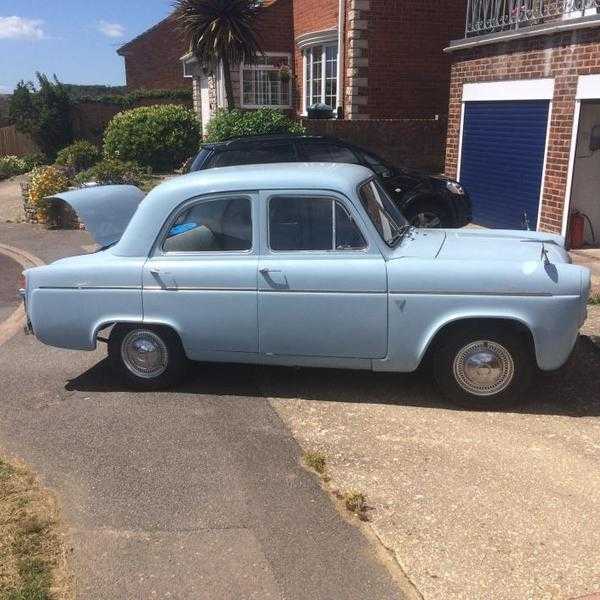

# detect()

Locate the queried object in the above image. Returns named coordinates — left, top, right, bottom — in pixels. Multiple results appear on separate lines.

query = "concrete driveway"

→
left=0, top=223, right=405, bottom=599
left=272, top=336, right=600, bottom=600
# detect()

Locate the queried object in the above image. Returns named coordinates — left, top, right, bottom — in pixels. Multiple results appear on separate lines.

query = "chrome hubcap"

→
left=411, top=212, right=442, bottom=228
left=121, top=330, right=168, bottom=379
left=453, top=340, right=515, bottom=396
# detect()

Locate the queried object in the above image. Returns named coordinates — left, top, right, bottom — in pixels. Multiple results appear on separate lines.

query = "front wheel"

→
left=432, top=326, right=534, bottom=410
left=108, top=324, right=189, bottom=390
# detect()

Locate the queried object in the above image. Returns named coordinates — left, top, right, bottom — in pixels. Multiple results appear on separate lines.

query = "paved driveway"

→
left=0, top=224, right=405, bottom=599
left=0, top=252, right=20, bottom=323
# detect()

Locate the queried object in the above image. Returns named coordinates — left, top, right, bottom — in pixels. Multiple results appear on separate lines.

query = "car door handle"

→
left=150, top=267, right=172, bottom=276
left=259, top=268, right=282, bottom=274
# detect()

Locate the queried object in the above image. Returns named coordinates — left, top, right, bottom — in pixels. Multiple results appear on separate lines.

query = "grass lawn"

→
left=0, top=457, right=72, bottom=600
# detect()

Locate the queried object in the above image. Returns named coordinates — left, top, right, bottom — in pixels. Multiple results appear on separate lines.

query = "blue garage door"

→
left=460, top=100, right=550, bottom=229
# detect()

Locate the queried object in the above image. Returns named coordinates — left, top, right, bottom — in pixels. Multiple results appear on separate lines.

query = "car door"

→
left=258, top=190, right=388, bottom=359
left=142, top=193, right=259, bottom=358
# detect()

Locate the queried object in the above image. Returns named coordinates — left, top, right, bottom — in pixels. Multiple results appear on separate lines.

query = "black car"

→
left=188, top=135, right=472, bottom=228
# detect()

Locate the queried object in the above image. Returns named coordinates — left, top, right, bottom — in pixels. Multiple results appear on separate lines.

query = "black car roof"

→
left=201, top=134, right=340, bottom=150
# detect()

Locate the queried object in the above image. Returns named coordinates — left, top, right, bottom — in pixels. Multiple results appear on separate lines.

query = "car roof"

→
left=202, top=134, right=337, bottom=150
left=113, top=162, right=374, bottom=257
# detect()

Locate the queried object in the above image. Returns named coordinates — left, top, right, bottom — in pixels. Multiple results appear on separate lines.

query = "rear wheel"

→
left=108, top=324, right=189, bottom=390
left=404, top=198, right=450, bottom=228
left=432, top=325, right=534, bottom=409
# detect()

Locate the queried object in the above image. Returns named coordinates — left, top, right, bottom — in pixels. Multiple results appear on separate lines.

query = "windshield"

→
left=358, top=179, right=408, bottom=246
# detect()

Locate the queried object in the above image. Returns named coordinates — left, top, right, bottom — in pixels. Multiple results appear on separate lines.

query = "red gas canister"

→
left=569, top=211, right=586, bottom=249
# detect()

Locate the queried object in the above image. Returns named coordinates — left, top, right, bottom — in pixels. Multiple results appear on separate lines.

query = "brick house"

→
left=117, top=16, right=192, bottom=90
left=445, top=0, right=600, bottom=244
left=179, top=0, right=465, bottom=136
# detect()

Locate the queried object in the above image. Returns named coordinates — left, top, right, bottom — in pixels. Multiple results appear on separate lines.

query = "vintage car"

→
left=21, top=164, right=590, bottom=409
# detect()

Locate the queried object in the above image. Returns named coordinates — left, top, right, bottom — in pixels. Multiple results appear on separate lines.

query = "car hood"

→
left=438, top=228, right=569, bottom=263
left=45, top=185, right=145, bottom=247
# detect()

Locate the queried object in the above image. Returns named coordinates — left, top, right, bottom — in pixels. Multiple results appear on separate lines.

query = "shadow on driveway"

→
left=66, top=336, right=600, bottom=418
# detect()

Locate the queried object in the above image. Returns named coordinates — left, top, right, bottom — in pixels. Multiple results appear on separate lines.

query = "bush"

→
left=55, top=140, right=101, bottom=173
left=28, top=165, right=71, bottom=222
left=9, top=74, right=73, bottom=160
left=103, top=104, right=200, bottom=172
left=0, top=153, right=47, bottom=180
left=0, top=155, right=28, bottom=180
left=205, top=108, right=305, bottom=143
left=74, top=158, right=147, bottom=187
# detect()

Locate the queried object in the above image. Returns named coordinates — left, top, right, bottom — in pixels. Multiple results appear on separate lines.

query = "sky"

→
left=0, top=0, right=174, bottom=93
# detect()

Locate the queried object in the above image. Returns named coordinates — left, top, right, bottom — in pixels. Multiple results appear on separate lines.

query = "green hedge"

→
left=103, top=104, right=201, bottom=172
left=77, top=88, right=193, bottom=108
left=205, top=108, right=305, bottom=143
left=55, top=140, right=101, bottom=173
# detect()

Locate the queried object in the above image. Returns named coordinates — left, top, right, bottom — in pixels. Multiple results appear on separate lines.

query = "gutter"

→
left=445, top=14, right=600, bottom=52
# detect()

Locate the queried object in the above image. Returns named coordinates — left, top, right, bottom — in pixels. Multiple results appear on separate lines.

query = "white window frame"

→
left=302, top=43, right=339, bottom=115
left=239, top=52, right=292, bottom=109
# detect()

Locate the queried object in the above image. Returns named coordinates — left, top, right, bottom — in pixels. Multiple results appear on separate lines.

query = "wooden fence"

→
left=0, top=125, right=38, bottom=156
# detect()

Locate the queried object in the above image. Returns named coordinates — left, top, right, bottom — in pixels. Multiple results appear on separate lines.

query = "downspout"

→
left=337, top=0, right=346, bottom=118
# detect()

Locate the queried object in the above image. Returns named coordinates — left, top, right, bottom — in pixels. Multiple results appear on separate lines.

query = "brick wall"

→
left=118, top=17, right=192, bottom=91
left=445, top=27, right=600, bottom=233
left=366, top=0, right=464, bottom=119
left=303, top=117, right=447, bottom=171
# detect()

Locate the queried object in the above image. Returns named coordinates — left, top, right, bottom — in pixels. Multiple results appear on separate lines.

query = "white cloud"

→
left=0, top=16, right=45, bottom=40
left=98, top=20, right=125, bottom=38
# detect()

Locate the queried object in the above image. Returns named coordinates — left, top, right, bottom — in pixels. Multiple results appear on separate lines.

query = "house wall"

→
left=366, top=0, right=464, bottom=119
left=119, top=17, right=192, bottom=91
left=445, top=27, right=600, bottom=233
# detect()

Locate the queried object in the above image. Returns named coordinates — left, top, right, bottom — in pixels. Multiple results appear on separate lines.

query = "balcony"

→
left=465, top=0, right=600, bottom=37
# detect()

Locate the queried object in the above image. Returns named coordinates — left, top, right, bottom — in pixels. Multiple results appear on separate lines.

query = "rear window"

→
left=299, top=142, right=361, bottom=164
left=207, top=143, right=297, bottom=168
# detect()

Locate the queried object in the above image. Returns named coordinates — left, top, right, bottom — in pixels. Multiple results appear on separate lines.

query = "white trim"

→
left=562, top=74, right=600, bottom=236
left=462, top=79, right=554, bottom=102
left=576, top=74, right=600, bottom=99
left=337, top=0, right=345, bottom=112
left=301, top=42, right=339, bottom=116
left=239, top=52, right=292, bottom=109
left=562, top=100, right=583, bottom=237
left=296, top=27, right=338, bottom=50
left=536, top=100, right=553, bottom=230
left=456, top=102, right=466, bottom=181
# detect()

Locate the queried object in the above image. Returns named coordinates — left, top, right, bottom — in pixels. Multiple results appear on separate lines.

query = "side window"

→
left=269, top=196, right=366, bottom=251
left=300, top=143, right=360, bottom=164
left=208, top=143, right=296, bottom=168
left=163, top=197, right=252, bottom=252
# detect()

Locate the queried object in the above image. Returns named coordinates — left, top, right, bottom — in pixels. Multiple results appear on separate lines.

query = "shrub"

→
left=22, top=152, right=47, bottom=171
left=55, top=140, right=101, bottom=173
left=103, top=104, right=201, bottom=171
left=9, top=74, right=73, bottom=160
left=205, top=108, right=306, bottom=143
left=74, top=158, right=147, bottom=187
left=28, top=165, right=71, bottom=222
left=0, top=155, right=28, bottom=180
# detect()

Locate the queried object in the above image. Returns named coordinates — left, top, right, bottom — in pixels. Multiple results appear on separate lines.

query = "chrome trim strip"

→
left=39, top=285, right=142, bottom=290
left=144, top=286, right=255, bottom=292
left=389, top=291, right=577, bottom=298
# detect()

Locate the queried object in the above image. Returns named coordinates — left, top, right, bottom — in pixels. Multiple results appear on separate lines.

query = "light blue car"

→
left=21, top=163, right=591, bottom=409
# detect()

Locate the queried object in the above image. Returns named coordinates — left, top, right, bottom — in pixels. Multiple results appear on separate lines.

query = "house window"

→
left=303, top=43, right=338, bottom=113
left=241, top=54, right=291, bottom=108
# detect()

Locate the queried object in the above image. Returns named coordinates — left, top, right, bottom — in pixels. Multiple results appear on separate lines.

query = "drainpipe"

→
left=337, top=0, right=346, bottom=118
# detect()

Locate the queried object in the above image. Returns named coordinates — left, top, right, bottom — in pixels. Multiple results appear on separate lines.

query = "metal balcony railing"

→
left=465, top=0, right=600, bottom=36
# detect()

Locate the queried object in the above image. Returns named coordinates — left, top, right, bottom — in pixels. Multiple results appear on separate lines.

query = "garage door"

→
left=459, top=100, right=550, bottom=230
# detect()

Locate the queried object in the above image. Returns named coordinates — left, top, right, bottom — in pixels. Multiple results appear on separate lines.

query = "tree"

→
left=173, top=0, right=262, bottom=109
left=8, top=73, right=73, bottom=160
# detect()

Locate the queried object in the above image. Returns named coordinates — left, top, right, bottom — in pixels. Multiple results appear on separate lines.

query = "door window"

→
left=163, top=196, right=252, bottom=252
left=268, top=196, right=366, bottom=251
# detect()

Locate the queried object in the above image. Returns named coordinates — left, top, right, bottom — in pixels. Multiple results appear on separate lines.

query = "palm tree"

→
left=173, top=0, right=263, bottom=109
